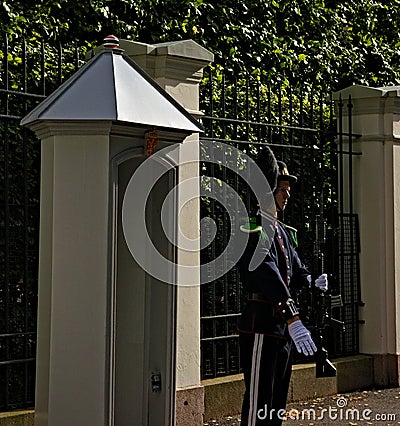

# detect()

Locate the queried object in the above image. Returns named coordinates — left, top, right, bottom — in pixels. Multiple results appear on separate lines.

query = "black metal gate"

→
left=0, top=34, right=86, bottom=410
left=199, top=67, right=361, bottom=379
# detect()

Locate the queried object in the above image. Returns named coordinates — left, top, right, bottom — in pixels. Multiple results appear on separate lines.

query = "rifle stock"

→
left=315, top=347, right=337, bottom=378
left=309, top=215, right=345, bottom=378
left=311, top=289, right=345, bottom=377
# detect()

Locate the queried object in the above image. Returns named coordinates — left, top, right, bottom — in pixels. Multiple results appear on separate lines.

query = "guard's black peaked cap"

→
left=256, top=147, right=279, bottom=192
left=276, top=160, right=297, bottom=184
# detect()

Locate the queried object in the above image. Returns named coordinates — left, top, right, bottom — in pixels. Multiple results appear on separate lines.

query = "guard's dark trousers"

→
left=239, top=333, right=293, bottom=426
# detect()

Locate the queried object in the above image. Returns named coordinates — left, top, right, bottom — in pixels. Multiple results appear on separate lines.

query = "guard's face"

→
left=275, top=181, right=291, bottom=211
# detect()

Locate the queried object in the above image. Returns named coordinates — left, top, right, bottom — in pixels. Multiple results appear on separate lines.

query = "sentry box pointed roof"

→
left=21, top=46, right=204, bottom=135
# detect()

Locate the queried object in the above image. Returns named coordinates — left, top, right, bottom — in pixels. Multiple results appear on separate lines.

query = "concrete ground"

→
left=204, top=387, right=400, bottom=425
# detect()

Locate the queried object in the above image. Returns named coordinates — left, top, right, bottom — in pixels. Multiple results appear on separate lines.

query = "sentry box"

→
left=21, top=36, right=208, bottom=426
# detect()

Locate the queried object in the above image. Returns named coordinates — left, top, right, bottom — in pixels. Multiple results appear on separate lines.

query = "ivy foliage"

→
left=1, top=0, right=400, bottom=90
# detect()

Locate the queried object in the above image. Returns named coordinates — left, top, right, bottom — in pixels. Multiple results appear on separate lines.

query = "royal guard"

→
left=238, top=148, right=328, bottom=425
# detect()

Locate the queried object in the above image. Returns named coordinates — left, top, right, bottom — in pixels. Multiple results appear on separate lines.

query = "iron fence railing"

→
left=0, top=34, right=87, bottom=411
left=0, top=34, right=363, bottom=404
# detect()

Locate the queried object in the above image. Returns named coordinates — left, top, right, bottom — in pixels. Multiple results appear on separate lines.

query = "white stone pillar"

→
left=124, top=39, right=214, bottom=425
left=334, top=85, right=400, bottom=386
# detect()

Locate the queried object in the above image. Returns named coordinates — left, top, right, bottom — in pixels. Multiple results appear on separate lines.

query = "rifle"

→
left=303, top=214, right=345, bottom=378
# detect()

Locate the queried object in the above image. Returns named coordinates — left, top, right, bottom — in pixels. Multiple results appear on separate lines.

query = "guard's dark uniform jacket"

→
left=238, top=220, right=310, bottom=339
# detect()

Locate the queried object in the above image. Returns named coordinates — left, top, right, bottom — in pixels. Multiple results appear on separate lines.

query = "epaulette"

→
left=240, top=217, right=262, bottom=233
left=240, top=217, right=272, bottom=248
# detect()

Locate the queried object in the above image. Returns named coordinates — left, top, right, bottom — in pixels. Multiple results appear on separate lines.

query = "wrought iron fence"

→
left=0, top=34, right=363, bottom=406
left=0, top=34, right=87, bottom=411
left=199, top=66, right=361, bottom=379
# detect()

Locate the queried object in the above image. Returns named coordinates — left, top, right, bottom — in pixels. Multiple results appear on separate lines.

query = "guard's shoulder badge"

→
left=240, top=217, right=262, bottom=233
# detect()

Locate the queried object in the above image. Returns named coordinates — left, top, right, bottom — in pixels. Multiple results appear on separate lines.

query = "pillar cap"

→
left=333, top=84, right=400, bottom=100
left=152, top=39, right=214, bottom=63
left=97, top=39, right=214, bottom=64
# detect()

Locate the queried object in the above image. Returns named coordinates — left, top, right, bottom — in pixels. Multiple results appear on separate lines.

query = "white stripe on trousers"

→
left=247, top=333, right=264, bottom=426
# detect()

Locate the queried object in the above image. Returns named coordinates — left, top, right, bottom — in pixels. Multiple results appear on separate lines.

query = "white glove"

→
left=315, top=273, right=328, bottom=292
left=288, top=320, right=317, bottom=356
